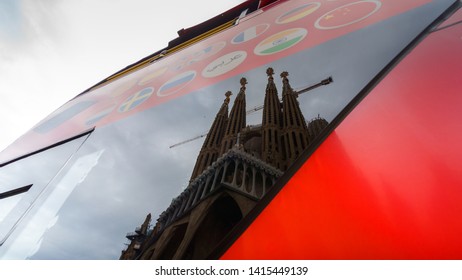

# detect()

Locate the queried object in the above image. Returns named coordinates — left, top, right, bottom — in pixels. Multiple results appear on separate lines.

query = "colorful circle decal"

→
left=86, top=105, right=116, bottom=126
left=109, top=79, right=138, bottom=98
left=276, top=2, right=321, bottom=24
left=315, top=0, right=382, bottom=30
left=202, top=51, right=247, bottom=78
left=34, top=100, right=96, bottom=134
left=231, top=24, right=270, bottom=44
left=118, top=87, right=154, bottom=113
left=157, top=71, right=196, bottom=97
left=190, top=41, right=226, bottom=62
left=254, top=28, right=307, bottom=56
left=172, top=56, right=189, bottom=71
left=172, top=42, right=226, bottom=71
left=138, top=67, right=168, bottom=86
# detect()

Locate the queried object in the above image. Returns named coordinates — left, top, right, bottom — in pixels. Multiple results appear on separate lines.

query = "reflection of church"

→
left=120, top=68, right=328, bottom=259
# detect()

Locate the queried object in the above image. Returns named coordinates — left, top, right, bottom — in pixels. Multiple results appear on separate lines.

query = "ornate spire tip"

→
left=280, top=71, right=289, bottom=79
left=240, top=77, right=247, bottom=87
left=224, top=91, right=232, bottom=103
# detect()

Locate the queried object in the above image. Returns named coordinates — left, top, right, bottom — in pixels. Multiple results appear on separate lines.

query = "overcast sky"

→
left=0, top=0, right=242, bottom=153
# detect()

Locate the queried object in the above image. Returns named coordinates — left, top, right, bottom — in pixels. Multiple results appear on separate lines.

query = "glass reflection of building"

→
left=120, top=68, right=328, bottom=260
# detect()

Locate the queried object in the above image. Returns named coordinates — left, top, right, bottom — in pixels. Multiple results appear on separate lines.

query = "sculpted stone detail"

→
left=120, top=68, right=328, bottom=260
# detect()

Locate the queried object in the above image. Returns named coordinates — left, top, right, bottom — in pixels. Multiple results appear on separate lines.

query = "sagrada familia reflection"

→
left=120, top=68, right=328, bottom=260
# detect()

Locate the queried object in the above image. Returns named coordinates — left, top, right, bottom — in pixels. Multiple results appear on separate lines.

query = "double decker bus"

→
left=1, top=0, right=462, bottom=259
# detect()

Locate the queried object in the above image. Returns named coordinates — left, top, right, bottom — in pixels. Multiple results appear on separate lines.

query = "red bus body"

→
left=1, top=0, right=461, bottom=259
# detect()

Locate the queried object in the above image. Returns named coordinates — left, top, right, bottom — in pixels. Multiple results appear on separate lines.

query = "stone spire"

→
left=140, top=213, right=152, bottom=235
left=220, top=78, right=247, bottom=155
left=307, top=115, right=329, bottom=143
left=261, top=68, right=284, bottom=169
left=190, top=92, right=230, bottom=181
left=280, top=71, right=309, bottom=167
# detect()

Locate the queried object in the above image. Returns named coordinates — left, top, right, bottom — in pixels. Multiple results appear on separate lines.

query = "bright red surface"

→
left=221, top=20, right=462, bottom=259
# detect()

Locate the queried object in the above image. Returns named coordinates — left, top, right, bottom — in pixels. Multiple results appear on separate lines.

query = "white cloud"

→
left=0, top=0, right=242, bottom=153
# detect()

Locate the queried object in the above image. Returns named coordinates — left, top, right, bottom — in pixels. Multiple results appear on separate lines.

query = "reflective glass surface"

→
left=0, top=0, right=455, bottom=259
left=0, top=133, right=88, bottom=258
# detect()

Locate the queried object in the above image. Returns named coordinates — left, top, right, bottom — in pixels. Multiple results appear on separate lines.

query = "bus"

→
left=1, top=0, right=462, bottom=259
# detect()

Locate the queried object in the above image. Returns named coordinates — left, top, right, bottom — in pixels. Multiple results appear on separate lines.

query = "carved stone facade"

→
left=120, top=68, right=328, bottom=260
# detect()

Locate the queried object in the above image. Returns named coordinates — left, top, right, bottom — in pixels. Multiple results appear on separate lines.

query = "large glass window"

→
left=0, top=0, right=455, bottom=259
left=0, top=132, right=90, bottom=258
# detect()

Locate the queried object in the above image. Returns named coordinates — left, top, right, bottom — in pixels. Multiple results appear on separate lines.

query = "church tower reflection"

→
left=120, top=68, right=328, bottom=260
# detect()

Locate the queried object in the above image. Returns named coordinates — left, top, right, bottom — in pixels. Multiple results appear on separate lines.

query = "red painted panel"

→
left=221, top=16, right=462, bottom=259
